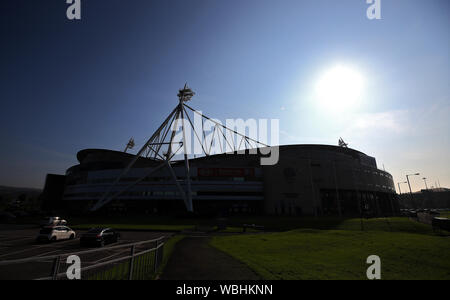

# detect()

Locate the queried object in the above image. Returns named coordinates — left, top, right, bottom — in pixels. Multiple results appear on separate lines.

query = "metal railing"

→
left=0, top=236, right=165, bottom=280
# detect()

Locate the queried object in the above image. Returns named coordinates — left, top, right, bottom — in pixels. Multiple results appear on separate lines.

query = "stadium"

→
left=42, top=144, right=398, bottom=217
left=40, top=86, right=398, bottom=217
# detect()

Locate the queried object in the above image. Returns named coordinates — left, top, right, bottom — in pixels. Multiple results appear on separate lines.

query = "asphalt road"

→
left=0, top=225, right=169, bottom=280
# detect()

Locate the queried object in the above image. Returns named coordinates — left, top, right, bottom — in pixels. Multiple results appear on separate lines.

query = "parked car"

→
left=36, top=226, right=76, bottom=243
left=429, top=210, right=440, bottom=216
left=432, top=217, right=450, bottom=233
left=400, top=210, right=410, bottom=217
left=40, top=216, right=67, bottom=227
left=407, top=210, right=417, bottom=218
left=80, top=228, right=120, bottom=247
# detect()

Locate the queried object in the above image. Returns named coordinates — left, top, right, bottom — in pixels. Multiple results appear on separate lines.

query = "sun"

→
left=315, top=65, right=365, bottom=111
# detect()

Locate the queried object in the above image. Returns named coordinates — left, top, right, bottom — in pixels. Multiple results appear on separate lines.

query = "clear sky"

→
left=1, top=0, right=449, bottom=192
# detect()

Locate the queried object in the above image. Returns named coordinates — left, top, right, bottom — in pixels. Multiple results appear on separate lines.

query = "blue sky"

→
left=0, top=0, right=449, bottom=192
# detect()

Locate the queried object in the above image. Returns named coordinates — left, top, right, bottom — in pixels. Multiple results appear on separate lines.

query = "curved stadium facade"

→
left=47, top=144, right=398, bottom=216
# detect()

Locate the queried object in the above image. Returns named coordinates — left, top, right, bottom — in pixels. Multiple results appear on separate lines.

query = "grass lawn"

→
left=210, top=218, right=450, bottom=280
left=154, top=235, right=184, bottom=279
left=225, top=216, right=433, bottom=233
left=216, top=226, right=261, bottom=233
left=333, top=217, right=433, bottom=234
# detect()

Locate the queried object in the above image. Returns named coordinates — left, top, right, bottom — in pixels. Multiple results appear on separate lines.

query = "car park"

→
left=80, top=228, right=120, bottom=247
left=407, top=210, right=417, bottom=218
left=429, top=209, right=440, bottom=216
left=36, top=226, right=76, bottom=242
left=39, top=216, right=67, bottom=227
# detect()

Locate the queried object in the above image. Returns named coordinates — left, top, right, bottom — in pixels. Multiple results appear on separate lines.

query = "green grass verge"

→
left=215, top=226, right=261, bottom=233
left=334, top=217, right=433, bottom=234
left=210, top=229, right=450, bottom=280
left=153, top=235, right=185, bottom=279
left=210, top=218, right=449, bottom=280
left=225, top=216, right=433, bottom=233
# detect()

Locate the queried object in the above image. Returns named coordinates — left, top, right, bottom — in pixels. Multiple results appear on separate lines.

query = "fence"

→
left=0, top=236, right=165, bottom=280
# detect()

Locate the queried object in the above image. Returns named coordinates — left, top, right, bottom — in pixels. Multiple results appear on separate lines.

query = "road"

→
left=0, top=225, right=169, bottom=280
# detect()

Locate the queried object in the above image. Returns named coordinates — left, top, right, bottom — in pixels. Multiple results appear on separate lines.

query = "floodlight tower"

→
left=177, top=84, right=195, bottom=212
left=90, top=84, right=270, bottom=213
left=338, top=137, right=348, bottom=148
left=124, top=138, right=135, bottom=153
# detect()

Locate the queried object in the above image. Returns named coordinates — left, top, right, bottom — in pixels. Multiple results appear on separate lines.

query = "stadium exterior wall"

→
left=49, top=144, right=398, bottom=216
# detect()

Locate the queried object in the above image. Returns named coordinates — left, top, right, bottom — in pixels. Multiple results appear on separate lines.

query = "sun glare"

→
left=315, top=65, right=365, bottom=111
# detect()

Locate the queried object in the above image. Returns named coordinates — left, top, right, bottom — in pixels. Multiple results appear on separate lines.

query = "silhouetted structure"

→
left=43, top=144, right=398, bottom=217
left=41, top=86, right=399, bottom=217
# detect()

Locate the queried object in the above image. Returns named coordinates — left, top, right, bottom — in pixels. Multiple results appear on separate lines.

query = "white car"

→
left=36, top=226, right=76, bottom=242
left=40, top=216, right=67, bottom=227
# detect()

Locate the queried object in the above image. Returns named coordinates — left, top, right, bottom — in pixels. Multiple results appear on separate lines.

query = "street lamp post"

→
left=397, top=181, right=407, bottom=195
left=406, top=173, right=420, bottom=208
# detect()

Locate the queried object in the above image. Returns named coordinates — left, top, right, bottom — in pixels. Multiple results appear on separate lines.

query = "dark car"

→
left=432, top=217, right=450, bottom=233
left=429, top=210, right=440, bottom=216
left=80, top=228, right=120, bottom=247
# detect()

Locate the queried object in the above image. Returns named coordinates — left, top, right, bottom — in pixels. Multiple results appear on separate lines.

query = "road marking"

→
left=88, top=249, right=129, bottom=265
left=0, top=238, right=79, bottom=259
left=0, top=237, right=34, bottom=243
left=35, top=242, right=80, bottom=257
left=34, top=240, right=126, bottom=259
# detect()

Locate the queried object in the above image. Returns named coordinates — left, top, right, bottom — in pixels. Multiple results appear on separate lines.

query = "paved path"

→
left=160, top=236, right=261, bottom=280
